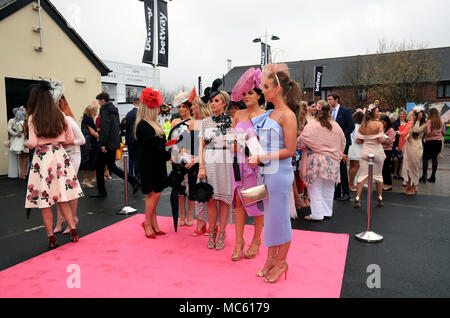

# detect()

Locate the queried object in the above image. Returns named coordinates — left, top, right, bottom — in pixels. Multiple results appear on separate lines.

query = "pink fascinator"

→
left=260, top=63, right=290, bottom=89
left=141, top=88, right=164, bottom=109
left=316, top=103, right=322, bottom=111
left=231, top=68, right=262, bottom=102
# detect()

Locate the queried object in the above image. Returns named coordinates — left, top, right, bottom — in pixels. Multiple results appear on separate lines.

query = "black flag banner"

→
left=314, top=66, right=324, bottom=96
left=260, top=42, right=272, bottom=69
left=157, top=0, right=169, bottom=67
left=142, top=0, right=155, bottom=65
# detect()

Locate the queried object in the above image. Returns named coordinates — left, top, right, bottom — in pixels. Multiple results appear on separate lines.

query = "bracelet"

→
left=199, top=166, right=206, bottom=170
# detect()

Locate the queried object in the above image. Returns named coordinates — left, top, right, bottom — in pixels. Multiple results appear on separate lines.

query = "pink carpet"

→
left=0, top=215, right=349, bottom=298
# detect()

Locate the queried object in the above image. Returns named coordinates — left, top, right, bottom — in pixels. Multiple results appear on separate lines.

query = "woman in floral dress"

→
left=298, top=100, right=346, bottom=221
left=24, top=81, right=83, bottom=249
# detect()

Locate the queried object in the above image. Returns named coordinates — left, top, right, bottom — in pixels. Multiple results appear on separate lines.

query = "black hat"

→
left=201, top=78, right=222, bottom=104
left=229, top=100, right=247, bottom=110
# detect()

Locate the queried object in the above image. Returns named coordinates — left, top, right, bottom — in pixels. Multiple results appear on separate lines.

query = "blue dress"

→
left=252, top=110, right=293, bottom=247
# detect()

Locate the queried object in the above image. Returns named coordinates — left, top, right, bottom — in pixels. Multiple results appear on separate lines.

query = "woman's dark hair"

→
left=380, top=114, right=392, bottom=132
left=414, top=110, right=426, bottom=126
left=26, top=82, right=67, bottom=138
left=96, top=92, right=110, bottom=102
left=253, top=87, right=266, bottom=106
left=269, top=71, right=302, bottom=129
left=353, top=111, right=364, bottom=125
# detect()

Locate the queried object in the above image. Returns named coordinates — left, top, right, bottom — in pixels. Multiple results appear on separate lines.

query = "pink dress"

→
left=357, top=132, right=385, bottom=184
left=25, top=116, right=84, bottom=209
left=231, top=121, right=264, bottom=217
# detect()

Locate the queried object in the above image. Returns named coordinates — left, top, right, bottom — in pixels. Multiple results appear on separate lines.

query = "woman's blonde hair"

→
left=135, top=104, right=164, bottom=138
left=209, top=91, right=230, bottom=110
left=83, top=101, right=99, bottom=119
left=193, top=96, right=212, bottom=119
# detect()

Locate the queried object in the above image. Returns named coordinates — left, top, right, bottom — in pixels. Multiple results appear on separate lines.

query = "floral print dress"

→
left=26, top=143, right=84, bottom=209
left=303, top=149, right=341, bottom=188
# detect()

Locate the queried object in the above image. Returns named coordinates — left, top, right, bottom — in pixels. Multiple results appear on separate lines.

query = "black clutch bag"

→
left=193, top=179, right=214, bottom=203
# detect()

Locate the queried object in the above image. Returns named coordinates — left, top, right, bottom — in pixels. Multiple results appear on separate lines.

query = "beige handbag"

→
left=240, top=166, right=268, bottom=206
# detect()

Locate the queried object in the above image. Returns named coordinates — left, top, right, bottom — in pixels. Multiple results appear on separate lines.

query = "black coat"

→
left=98, top=102, right=121, bottom=151
left=125, top=107, right=138, bottom=145
left=136, top=121, right=171, bottom=194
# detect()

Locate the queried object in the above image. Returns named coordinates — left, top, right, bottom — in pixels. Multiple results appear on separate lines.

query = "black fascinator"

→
left=201, top=78, right=223, bottom=104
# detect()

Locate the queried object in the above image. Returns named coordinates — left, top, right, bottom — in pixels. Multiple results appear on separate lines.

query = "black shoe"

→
left=334, top=193, right=341, bottom=200
left=428, top=176, right=436, bottom=183
left=419, top=176, right=427, bottom=184
left=89, top=192, right=107, bottom=198
left=337, top=194, right=351, bottom=201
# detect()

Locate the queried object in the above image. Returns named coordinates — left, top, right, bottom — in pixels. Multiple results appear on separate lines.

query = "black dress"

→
left=80, top=115, right=98, bottom=171
left=136, top=121, right=171, bottom=194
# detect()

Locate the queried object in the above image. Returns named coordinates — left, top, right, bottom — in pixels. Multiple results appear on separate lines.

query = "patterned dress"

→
left=26, top=143, right=83, bottom=209
left=200, top=115, right=233, bottom=204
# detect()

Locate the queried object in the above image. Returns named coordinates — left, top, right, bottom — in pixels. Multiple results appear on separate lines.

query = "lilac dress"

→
left=252, top=111, right=293, bottom=247
left=232, top=121, right=264, bottom=217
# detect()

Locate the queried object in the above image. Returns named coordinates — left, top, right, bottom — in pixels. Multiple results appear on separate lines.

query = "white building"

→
left=101, top=60, right=160, bottom=120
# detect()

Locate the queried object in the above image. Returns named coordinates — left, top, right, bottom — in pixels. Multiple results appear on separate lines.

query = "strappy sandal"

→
left=231, top=240, right=245, bottom=262
left=244, top=240, right=261, bottom=259
left=215, top=231, right=226, bottom=251
left=256, top=255, right=277, bottom=278
left=208, top=229, right=217, bottom=249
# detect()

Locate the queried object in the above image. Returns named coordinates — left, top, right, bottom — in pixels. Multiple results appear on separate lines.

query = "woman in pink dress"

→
left=24, top=81, right=82, bottom=249
left=354, top=104, right=386, bottom=208
left=229, top=67, right=266, bottom=262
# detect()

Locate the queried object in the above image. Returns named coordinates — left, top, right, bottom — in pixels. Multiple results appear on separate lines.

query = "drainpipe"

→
left=34, top=0, right=43, bottom=51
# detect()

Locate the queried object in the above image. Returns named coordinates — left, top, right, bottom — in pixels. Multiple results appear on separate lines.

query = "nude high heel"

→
left=264, top=261, right=288, bottom=284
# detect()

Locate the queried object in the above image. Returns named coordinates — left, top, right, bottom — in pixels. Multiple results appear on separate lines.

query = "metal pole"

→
left=118, top=148, right=137, bottom=215
left=37, top=0, right=43, bottom=49
left=355, top=153, right=383, bottom=243
left=264, top=30, right=268, bottom=66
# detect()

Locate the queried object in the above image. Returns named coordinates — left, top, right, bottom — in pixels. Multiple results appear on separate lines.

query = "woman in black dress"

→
left=80, top=103, right=99, bottom=187
left=135, top=88, right=171, bottom=238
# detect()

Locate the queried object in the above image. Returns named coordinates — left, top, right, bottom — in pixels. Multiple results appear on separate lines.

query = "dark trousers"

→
left=422, top=140, right=441, bottom=179
left=335, top=145, right=350, bottom=197
left=127, top=143, right=139, bottom=177
left=382, top=150, right=393, bottom=186
left=96, top=149, right=136, bottom=194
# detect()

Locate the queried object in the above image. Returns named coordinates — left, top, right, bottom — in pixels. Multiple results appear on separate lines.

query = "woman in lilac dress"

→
left=230, top=68, right=266, bottom=262
left=249, top=64, right=300, bottom=284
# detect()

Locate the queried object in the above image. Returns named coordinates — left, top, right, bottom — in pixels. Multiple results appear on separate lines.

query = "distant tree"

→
left=361, top=39, right=441, bottom=110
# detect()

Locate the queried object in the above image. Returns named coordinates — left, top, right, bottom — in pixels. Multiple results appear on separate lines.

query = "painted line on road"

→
left=24, top=225, right=45, bottom=232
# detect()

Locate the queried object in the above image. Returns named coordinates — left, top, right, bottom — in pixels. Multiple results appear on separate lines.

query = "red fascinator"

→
left=140, top=87, right=164, bottom=109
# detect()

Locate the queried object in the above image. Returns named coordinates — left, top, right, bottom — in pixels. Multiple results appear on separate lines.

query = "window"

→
left=102, top=83, right=117, bottom=101
left=358, top=88, right=368, bottom=101
left=437, top=82, right=450, bottom=98
left=126, top=85, right=145, bottom=103
left=321, top=89, right=333, bottom=101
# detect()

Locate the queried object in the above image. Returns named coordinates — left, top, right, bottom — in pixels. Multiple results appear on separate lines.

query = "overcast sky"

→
left=51, top=0, right=450, bottom=92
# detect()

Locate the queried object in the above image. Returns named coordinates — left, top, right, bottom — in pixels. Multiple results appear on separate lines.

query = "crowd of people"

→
left=13, top=62, right=447, bottom=285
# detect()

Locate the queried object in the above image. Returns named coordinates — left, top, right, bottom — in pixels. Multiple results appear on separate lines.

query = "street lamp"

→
left=253, top=31, right=280, bottom=65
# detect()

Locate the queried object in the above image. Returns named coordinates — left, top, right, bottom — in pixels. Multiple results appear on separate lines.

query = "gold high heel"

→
left=244, top=240, right=261, bottom=259
left=256, top=256, right=277, bottom=278
left=264, top=261, right=288, bottom=284
left=231, top=240, right=245, bottom=262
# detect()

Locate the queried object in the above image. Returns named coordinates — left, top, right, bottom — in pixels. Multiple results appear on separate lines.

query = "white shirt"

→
left=332, top=104, right=341, bottom=120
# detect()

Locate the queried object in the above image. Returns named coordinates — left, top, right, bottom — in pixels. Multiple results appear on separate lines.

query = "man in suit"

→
left=327, top=94, right=355, bottom=201
left=125, top=98, right=140, bottom=177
